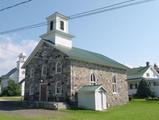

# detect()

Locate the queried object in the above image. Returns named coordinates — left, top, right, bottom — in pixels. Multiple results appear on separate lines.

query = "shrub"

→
left=136, top=80, right=153, bottom=98
left=2, top=80, right=21, bottom=96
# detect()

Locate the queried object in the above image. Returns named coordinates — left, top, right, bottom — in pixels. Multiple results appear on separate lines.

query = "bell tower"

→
left=40, top=12, right=74, bottom=48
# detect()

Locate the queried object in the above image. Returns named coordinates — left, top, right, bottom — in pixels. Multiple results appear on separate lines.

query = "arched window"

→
left=55, top=82, right=62, bottom=94
left=41, top=65, right=47, bottom=76
left=60, top=21, right=64, bottom=30
left=90, top=73, right=97, bottom=85
left=29, top=84, right=34, bottom=95
left=112, top=74, right=118, bottom=93
left=50, top=21, right=54, bottom=31
left=30, top=68, right=34, bottom=78
left=56, top=62, right=62, bottom=74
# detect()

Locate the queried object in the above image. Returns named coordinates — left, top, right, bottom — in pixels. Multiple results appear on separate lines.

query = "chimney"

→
left=154, top=63, right=158, bottom=68
left=146, top=62, right=150, bottom=67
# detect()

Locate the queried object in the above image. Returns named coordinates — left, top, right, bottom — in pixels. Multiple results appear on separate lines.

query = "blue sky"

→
left=0, top=0, right=159, bottom=75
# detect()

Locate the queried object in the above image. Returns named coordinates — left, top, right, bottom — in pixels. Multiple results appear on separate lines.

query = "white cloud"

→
left=0, top=35, right=38, bottom=76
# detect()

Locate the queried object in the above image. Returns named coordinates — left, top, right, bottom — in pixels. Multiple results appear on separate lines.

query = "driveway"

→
left=0, top=101, right=65, bottom=118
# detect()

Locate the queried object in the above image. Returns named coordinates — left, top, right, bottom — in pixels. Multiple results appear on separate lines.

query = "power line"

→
left=69, top=0, right=155, bottom=19
left=0, top=22, right=47, bottom=34
left=0, top=0, right=155, bottom=35
left=69, top=0, right=137, bottom=18
left=0, top=0, right=33, bottom=12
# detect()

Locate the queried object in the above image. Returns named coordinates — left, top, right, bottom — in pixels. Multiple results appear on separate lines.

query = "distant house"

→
left=1, top=68, right=17, bottom=88
left=127, top=62, right=159, bottom=96
left=0, top=77, right=2, bottom=95
left=23, top=12, right=129, bottom=110
left=1, top=53, right=26, bottom=96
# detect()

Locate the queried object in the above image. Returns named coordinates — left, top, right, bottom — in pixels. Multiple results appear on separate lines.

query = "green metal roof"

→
left=127, top=66, right=149, bottom=80
left=43, top=40, right=128, bottom=70
left=1, top=68, right=17, bottom=79
left=78, top=85, right=106, bottom=92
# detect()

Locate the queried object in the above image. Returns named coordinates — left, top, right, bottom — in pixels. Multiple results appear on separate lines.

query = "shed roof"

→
left=78, top=85, right=106, bottom=92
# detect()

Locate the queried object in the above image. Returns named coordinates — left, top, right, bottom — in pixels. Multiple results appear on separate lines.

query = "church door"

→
left=40, top=84, right=48, bottom=101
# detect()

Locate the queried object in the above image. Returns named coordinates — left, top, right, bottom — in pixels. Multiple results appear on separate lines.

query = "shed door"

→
left=101, top=92, right=104, bottom=109
left=97, top=91, right=107, bottom=110
left=40, top=84, right=47, bottom=101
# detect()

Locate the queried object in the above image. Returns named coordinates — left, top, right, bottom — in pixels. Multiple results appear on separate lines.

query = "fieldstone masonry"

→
left=71, top=60, right=128, bottom=106
left=25, top=43, right=129, bottom=108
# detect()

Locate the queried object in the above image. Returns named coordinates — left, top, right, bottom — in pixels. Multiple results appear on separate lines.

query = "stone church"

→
left=23, top=12, right=129, bottom=108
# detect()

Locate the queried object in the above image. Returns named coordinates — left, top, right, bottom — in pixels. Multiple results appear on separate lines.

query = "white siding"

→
left=143, top=68, right=158, bottom=79
left=55, top=34, right=72, bottom=48
left=21, top=82, right=25, bottom=96
left=128, top=89, right=137, bottom=95
left=128, top=81, right=139, bottom=96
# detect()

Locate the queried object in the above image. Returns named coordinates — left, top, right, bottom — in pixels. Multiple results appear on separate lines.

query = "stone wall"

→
left=71, top=60, right=129, bottom=107
left=24, top=43, right=71, bottom=101
left=24, top=42, right=129, bottom=107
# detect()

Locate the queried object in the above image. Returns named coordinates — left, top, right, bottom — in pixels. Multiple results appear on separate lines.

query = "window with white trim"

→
left=135, top=83, right=138, bottom=89
left=90, top=73, right=97, bottom=85
left=130, top=84, right=133, bottom=89
left=41, top=64, right=47, bottom=76
left=30, top=68, right=34, bottom=78
left=146, top=73, right=150, bottom=77
left=29, top=84, right=33, bottom=95
left=55, top=62, right=62, bottom=74
left=55, top=82, right=62, bottom=94
left=112, top=74, right=118, bottom=93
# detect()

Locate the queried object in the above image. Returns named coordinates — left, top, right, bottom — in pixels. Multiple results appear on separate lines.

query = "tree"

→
left=2, top=80, right=21, bottom=96
left=136, top=80, right=153, bottom=98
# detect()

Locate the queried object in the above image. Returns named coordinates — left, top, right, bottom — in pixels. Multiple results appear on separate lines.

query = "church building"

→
left=1, top=53, right=26, bottom=96
left=23, top=12, right=129, bottom=110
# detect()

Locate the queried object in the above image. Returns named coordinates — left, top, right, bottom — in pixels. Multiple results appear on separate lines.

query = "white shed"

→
left=78, top=85, right=107, bottom=111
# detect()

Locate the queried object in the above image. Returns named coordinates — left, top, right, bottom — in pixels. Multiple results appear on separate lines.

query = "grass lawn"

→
left=0, top=96, right=23, bottom=101
left=0, top=99, right=159, bottom=120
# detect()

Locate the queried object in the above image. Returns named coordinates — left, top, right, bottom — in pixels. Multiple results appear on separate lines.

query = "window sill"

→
left=113, top=92, right=118, bottom=95
left=55, top=93, right=62, bottom=95
left=55, top=72, right=62, bottom=75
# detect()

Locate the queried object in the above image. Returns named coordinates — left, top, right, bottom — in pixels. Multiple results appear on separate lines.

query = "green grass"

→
left=0, top=96, right=23, bottom=101
left=0, top=99, right=159, bottom=120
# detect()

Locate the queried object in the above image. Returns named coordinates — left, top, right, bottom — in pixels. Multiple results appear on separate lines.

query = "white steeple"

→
left=40, top=12, right=74, bottom=48
left=17, top=53, right=26, bottom=82
left=17, top=53, right=26, bottom=96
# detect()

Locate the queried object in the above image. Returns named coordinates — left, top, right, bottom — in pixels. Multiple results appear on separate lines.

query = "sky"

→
left=0, top=0, right=159, bottom=76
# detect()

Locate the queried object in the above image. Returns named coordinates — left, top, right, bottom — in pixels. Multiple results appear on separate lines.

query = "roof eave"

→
left=68, top=57, right=128, bottom=71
